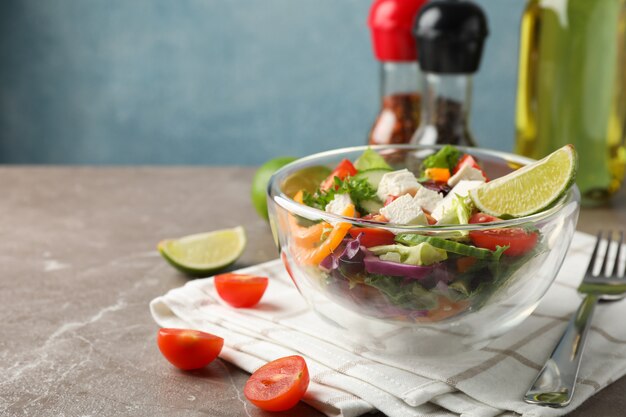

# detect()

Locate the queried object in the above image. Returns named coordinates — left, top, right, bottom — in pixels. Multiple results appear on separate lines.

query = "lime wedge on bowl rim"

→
left=158, top=226, right=246, bottom=277
left=469, top=145, right=578, bottom=218
left=281, top=165, right=332, bottom=197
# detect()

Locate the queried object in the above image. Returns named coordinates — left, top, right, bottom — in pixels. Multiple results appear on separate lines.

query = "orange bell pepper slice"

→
left=289, top=191, right=329, bottom=247
left=424, top=168, right=451, bottom=183
left=291, top=190, right=355, bottom=265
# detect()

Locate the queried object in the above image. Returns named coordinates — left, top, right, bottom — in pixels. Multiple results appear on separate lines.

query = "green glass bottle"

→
left=515, top=0, right=626, bottom=205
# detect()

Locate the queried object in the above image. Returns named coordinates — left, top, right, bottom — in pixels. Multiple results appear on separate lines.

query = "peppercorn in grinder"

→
left=410, top=0, right=489, bottom=147
left=367, top=0, right=428, bottom=145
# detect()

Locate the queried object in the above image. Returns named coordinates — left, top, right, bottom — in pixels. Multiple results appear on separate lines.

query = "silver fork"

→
left=524, top=230, right=625, bottom=408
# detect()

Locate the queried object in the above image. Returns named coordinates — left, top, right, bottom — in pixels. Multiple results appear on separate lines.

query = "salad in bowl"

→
left=267, top=145, right=579, bottom=355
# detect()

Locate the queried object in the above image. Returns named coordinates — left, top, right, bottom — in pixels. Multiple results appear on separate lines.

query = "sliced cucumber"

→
left=353, top=168, right=392, bottom=189
left=395, top=234, right=507, bottom=260
left=360, top=199, right=383, bottom=214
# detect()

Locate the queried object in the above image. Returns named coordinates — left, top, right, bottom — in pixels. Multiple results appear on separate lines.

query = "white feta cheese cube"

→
left=413, top=186, right=444, bottom=213
left=376, top=169, right=420, bottom=201
left=380, top=194, right=428, bottom=225
left=431, top=180, right=483, bottom=221
left=447, top=165, right=486, bottom=187
left=325, top=193, right=353, bottom=216
left=448, top=180, right=484, bottom=198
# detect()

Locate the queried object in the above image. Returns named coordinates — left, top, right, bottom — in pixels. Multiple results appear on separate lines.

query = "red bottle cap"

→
left=368, top=0, right=427, bottom=62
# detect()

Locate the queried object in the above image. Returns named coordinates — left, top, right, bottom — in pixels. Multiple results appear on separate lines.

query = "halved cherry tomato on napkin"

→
left=244, top=355, right=310, bottom=411
left=469, top=212, right=538, bottom=256
left=214, top=273, right=268, bottom=308
left=348, top=227, right=395, bottom=247
left=320, top=159, right=357, bottom=191
left=157, top=328, right=223, bottom=370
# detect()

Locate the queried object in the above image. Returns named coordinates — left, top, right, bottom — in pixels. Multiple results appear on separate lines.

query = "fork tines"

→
left=588, top=230, right=625, bottom=279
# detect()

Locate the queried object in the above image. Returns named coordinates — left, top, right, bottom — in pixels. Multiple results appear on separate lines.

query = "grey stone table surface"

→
left=1, top=166, right=625, bottom=417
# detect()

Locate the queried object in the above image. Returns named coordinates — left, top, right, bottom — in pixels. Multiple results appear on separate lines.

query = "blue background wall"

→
left=0, top=0, right=526, bottom=165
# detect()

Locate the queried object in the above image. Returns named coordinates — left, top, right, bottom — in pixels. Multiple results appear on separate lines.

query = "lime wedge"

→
left=251, top=156, right=297, bottom=220
left=281, top=165, right=331, bottom=197
left=158, top=226, right=246, bottom=277
left=469, top=145, right=577, bottom=218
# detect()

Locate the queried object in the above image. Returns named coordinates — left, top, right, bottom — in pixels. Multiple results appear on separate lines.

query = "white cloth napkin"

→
left=150, top=231, right=626, bottom=417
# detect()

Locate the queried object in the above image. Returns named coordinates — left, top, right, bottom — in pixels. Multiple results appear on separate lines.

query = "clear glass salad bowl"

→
left=267, top=145, right=580, bottom=356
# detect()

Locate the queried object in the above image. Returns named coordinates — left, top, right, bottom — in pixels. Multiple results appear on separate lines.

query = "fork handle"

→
left=524, top=294, right=599, bottom=408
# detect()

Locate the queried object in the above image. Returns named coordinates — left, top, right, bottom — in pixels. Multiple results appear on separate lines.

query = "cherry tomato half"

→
left=424, top=212, right=437, bottom=225
left=469, top=212, right=501, bottom=224
left=348, top=227, right=396, bottom=247
left=320, top=159, right=357, bottom=191
left=361, top=213, right=388, bottom=222
left=468, top=212, right=538, bottom=257
left=157, top=328, right=223, bottom=370
left=384, top=195, right=399, bottom=206
left=470, top=228, right=538, bottom=257
left=214, top=273, right=268, bottom=308
left=244, top=355, right=310, bottom=412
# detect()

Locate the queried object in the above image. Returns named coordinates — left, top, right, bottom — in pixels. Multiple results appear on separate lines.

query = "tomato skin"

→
left=469, top=212, right=501, bottom=224
left=244, top=355, right=310, bottom=412
left=214, top=273, right=268, bottom=308
left=361, top=213, right=388, bottom=222
left=383, top=195, right=399, bottom=206
left=453, top=154, right=479, bottom=173
left=157, top=328, right=223, bottom=370
left=453, top=154, right=489, bottom=180
left=320, top=159, right=357, bottom=191
left=456, top=256, right=477, bottom=273
left=348, top=227, right=396, bottom=247
left=281, top=251, right=296, bottom=284
left=469, top=213, right=538, bottom=257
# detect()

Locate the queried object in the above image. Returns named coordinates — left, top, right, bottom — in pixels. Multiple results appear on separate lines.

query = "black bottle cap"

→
left=413, top=0, right=489, bottom=74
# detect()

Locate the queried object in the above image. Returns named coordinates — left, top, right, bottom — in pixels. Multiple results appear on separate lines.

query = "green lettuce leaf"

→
left=437, top=195, right=473, bottom=226
left=303, top=176, right=379, bottom=214
left=364, top=274, right=439, bottom=310
left=369, top=242, right=447, bottom=266
left=354, top=148, right=393, bottom=171
left=422, top=145, right=462, bottom=171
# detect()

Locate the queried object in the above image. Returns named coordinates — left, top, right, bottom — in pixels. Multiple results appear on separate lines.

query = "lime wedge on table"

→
left=158, top=227, right=246, bottom=277
left=469, top=145, right=577, bottom=218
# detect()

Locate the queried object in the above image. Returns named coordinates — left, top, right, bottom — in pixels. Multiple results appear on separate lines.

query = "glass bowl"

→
left=267, top=145, right=580, bottom=356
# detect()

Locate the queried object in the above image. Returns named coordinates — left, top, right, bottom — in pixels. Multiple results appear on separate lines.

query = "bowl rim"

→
left=268, top=144, right=580, bottom=231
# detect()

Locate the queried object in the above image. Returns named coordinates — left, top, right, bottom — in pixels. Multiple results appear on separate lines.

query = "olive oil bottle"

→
left=515, top=0, right=626, bottom=205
